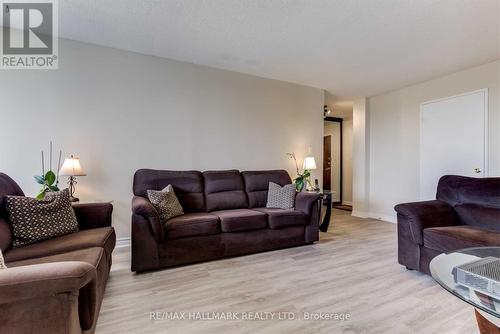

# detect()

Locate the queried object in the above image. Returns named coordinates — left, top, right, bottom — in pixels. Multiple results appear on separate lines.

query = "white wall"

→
left=367, top=60, right=500, bottom=222
left=342, top=117, right=353, bottom=205
left=352, top=98, right=370, bottom=217
left=0, top=38, right=324, bottom=239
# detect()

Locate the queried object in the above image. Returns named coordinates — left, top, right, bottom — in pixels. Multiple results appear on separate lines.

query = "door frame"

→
left=324, top=116, right=343, bottom=204
left=419, top=88, right=489, bottom=198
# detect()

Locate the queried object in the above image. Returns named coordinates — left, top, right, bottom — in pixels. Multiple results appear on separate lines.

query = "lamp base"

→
left=70, top=196, right=79, bottom=202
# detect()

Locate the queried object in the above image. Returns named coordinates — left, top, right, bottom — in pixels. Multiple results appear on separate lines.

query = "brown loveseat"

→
left=395, top=175, right=500, bottom=275
left=131, top=169, right=321, bottom=272
left=0, top=173, right=116, bottom=334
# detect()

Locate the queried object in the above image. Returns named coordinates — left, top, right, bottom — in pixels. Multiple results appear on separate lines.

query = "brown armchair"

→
left=395, top=175, right=500, bottom=275
left=0, top=172, right=115, bottom=334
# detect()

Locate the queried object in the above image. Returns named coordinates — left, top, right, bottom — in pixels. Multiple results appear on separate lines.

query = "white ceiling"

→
left=59, top=0, right=500, bottom=98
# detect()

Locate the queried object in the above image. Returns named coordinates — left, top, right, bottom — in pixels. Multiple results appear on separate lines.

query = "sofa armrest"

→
left=295, top=192, right=321, bottom=217
left=132, top=196, right=164, bottom=241
left=394, top=200, right=458, bottom=245
left=72, top=203, right=113, bottom=230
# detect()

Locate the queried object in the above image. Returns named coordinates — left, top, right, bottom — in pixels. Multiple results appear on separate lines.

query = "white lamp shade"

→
left=303, top=156, right=317, bottom=170
left=59, top=156, right=86, bottom=176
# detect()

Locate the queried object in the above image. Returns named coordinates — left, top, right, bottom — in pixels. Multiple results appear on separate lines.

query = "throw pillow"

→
left=5, top=189, right=79, bottom=247
left=266, top=182, right=296, bottom=209
left=147, top=185, right=184, bottom=223
left=0, top=249, right=6, bottom=269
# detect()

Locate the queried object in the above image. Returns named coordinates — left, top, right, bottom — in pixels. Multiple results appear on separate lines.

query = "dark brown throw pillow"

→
left=5, top=189, right=79, bottom=247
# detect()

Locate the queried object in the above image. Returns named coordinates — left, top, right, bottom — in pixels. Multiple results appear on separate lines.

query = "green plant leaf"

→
left=295, top=179, right=304, bottom=191
left=303, top=170, right=311, bottom=178
left=45, top=170, right=56, bottom=186
left=48, top=185, right=59, bottom=192
left=34, top=175, right=45, bottom=184
left=35, top=189, right=46, bottom=200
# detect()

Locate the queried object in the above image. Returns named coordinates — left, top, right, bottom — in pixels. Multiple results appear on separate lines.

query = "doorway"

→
left=323, top=117, right=342, bottom=203
left=420, top=89, right=488, bottom=200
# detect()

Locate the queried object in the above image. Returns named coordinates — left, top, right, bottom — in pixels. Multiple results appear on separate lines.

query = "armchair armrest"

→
left=132, top=196, right=164, bottom=241
left=0, top=261, right=97, bottom=330
left=295, top=192, right=321, bottom=217
left=0, top=261, right=95, bottom=303
left=72, top=203, right=113, bottom=230
left=394, top=200, right=458, bottom=245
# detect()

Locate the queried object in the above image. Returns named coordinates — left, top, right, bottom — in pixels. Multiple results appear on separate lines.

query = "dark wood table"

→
left=306, top=190, right=333, bottom=232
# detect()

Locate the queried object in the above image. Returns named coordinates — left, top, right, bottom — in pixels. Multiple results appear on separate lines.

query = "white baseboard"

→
left=341, top=201, right=352, bottom=206
left=368, top=212, right=397, bottom=224
left=116, top=237, right=131, bottom=248
left=351, top=210, right=397, bottom=223
left=351, top=210, right=370, bottom=218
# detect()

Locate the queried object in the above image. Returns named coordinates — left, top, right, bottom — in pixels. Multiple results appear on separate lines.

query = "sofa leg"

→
left=405, top=266, right=414, bottom=271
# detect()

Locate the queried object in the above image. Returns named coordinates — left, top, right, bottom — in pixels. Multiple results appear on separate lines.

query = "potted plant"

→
left=287, top=152, right=312, bottom=192
left=34, top=141, right=62, bottom=199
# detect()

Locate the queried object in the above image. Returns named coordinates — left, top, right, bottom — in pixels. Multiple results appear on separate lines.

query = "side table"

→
left=306, top=190, right=333, bottom=232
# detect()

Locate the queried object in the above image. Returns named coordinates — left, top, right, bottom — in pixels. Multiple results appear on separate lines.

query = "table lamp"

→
left=303, top=156, right=317, bottom=190
left=59, top=155, right=86, bottom=202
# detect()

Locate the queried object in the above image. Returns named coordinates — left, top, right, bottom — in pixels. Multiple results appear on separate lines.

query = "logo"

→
left=1, top=0, right=58, bottom=69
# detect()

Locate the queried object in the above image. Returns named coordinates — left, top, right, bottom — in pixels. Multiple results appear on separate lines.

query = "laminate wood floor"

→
left=96, top=209, right=479, bottom=334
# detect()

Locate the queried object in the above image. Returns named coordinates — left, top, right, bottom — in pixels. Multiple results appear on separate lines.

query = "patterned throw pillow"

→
left=147, top=185, right=184, bottom=223
left=5, top=189, right=79, bottom=247
left=266, top=182, right=296, bottom=209
left=0, top=249, right=6, bottom=269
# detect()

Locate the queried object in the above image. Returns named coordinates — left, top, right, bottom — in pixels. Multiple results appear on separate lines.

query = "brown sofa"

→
left=131, top=169, right=321, bottom=272
left=395, top=175, right=500, bottom=275
left=0, top=173, right=116, bottom=334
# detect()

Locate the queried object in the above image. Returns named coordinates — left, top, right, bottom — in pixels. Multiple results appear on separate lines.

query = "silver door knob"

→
left=474, top=168, right=482, bottom=173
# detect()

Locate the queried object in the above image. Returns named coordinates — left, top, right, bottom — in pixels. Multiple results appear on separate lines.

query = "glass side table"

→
left=430, top=247, right=500, bottom=333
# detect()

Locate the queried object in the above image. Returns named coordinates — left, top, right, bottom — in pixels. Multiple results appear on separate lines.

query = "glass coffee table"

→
left=430, top=247, right=500, bottom=333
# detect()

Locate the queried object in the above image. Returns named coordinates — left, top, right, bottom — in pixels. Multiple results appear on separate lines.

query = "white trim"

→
left=116, top=237, right=131, bottom=248
left=341, top=201, right=352, bottom=206
left=368, top=212, right=397, bottom=224
left=351, top=210, right=370, bottom=218
left=419, top=88, right=489, bottom=200
left=352, top=210, right=397, bottom=223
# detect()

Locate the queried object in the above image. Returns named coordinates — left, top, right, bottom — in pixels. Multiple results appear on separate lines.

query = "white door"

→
left=420, top=89, right=488, bottom=200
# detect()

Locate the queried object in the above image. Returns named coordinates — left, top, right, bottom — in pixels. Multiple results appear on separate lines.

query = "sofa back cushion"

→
left=0, top=173, right=24, bottom=251
left=242, top=170, right=292, bottom=208
left=455, top=204, right=500, bottom=232
left=133, top=169, right=205, bottom=212
left=437, top=175, right=500, bottom=208
left=203, top=170, right=248, bottom=211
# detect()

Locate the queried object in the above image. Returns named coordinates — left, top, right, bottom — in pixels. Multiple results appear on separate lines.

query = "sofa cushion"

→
left=437, top=175, right=500, bottom=208
left=165, top=213, right=220, bottom=239
left=213, top=209, right=267, bottom=232
left=6, top=189, right=79, bottom=247
left=134, top=169, right=205, bottom=212
left=423, top=226, right=500, bottom=252
left=454, top=204, right=500, bottom=232
left=204, top=170, right=248, bottom=211
left=6, top=247, right=104, bottom=268
left=4, top=227, right=115, bottom=263
left=242, top=170, right=292, bottom=208
left=254, top=208, right=307, bottom=229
